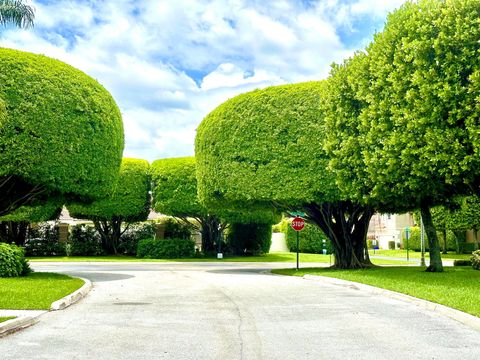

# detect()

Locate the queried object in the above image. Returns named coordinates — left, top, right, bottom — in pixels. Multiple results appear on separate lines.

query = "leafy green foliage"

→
left=151, top=157, right=204, bottom=217
left=137, top=238, right=195, bottom=259
left=117, top=222, right=157, bottom=255
left=196, top=82, right=334, bottom=220
left=226, top=223, right=272, bottom=255
left=0, top=48, right=124, bottom=210
left=472, top=250, right=480, bottom=270
left=161, top=218, right=194, bottom=240
left=0, top=0, right=35, bottom=28
left=69, top=159, right=150, bottom=222
left=25, top=223, right=65, bottom=256
left=69, top=224, right=103, bottom=256
left=0, top=243, right=30, bottom=277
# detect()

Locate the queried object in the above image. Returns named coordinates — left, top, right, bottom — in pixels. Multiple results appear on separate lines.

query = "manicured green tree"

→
left=196, top=82, right=375, bottom=268
left=0, top=0, right=34, bottom=29
left=0, top=200, right=62, bottom=245
left=150, top=157, right=226, bottom=255
left=68, top=159, right=150, bottom=254
left=325, top=0, right=480, bottom=272
left=0, top=48, right=124, bottom=217
left=447, top=196, right=480, bottom=251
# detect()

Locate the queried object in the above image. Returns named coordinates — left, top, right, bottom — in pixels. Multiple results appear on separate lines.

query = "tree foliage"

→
left=196, top=82, right=374, bottom=268
left=68, top=158, right=150, bottom=254
left=0, top=48, right=124, bottom=216
left=150, top=157, right=225, bottom=254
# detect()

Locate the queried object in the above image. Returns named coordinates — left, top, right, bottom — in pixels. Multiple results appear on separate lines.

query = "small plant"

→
left=69, top=224, right=103, bottom=256
left=471, top=250, right=480, bottom=270
left=137, top=238, right=195, bottom=259
left=0, top=243, right=31, bottom=277
left=118, top=222, right=157, bottom=255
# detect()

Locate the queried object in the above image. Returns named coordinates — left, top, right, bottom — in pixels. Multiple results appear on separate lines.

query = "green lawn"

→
left=27, top=252, right=410, bottom=265
left=272, top=266, right=480, bottom=317
left=0, top=316, right=15, bottom=323
left=370, top=249, right=473, bottom=260
left=0, top=273, right=84, bottom=310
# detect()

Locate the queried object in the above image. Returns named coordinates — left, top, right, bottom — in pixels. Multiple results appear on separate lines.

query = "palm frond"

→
left=0, top=0, right=35, bottom=29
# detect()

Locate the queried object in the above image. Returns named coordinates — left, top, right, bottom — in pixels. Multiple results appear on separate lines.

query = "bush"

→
left=117, top=222, right=156, bottom=255
left=460, top=242, right=476, bottom=254
left=472, top=250, right=480, bottom=270
left=454, top=259, right=472, bottom=267
left=24, top=223, right=66, bottom=256
left=388, top=241, right=396, bottom=250
left=69, top=224, right=103, bottom=256
left=162, top=218, right=194, bottom=240
left=280, top=219, right=332, bottom=254
left=137, top=238, right=195, bottom=259
left=226, top=223, right=272, bottom=255
left=0, top=243, right=31, bottom=277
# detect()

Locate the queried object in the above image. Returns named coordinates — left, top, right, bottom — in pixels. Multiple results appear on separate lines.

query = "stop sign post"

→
left=291, top=216, right=305, bottom=270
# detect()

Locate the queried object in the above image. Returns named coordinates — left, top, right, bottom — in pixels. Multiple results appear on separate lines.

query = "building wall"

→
left=367, top=213, right=415, bottom=250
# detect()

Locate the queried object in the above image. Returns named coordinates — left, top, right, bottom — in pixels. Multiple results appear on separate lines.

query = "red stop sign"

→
left=291, top=217, right=305, bottom=231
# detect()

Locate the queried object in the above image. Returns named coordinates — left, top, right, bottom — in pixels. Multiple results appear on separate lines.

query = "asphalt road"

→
left=2, top=262, right=479, bottom=360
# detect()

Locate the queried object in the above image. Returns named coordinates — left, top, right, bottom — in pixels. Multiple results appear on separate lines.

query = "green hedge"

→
left=137, top=238, right=195, bottom=259
left=472, top=250, right=480, bottom=270
left=277, top=219, right=332, bottom=254
left=0, top=243, right=31, bottom=277
left=69, top=224, right=103, bottom=256
left=403, top=227, right=458, bottom=252
left=227, top=223, right=272, bottom=255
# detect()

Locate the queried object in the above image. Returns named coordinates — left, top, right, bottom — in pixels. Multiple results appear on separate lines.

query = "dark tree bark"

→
left=442, top=228, right=448, bottom=254
left=303, top=201, right=374, bottom=269
left=199, top=215, right=223, bottom=255
left=93, top=216, right=126, bottom=255
left=420, top=204, right=444, bottom=272
left=0, top=220, right=28, bottom=245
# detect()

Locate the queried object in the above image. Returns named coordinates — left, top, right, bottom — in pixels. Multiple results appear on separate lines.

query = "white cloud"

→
left=0, top=0, right=407, bottom=161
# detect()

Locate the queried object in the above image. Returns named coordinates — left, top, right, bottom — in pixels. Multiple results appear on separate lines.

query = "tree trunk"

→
left=473, top=228, right=479, bottom=251
left=442, top=228, right=448, bottom=254
left=200, top=215, right=222, bottom=255
left=420, top=204, right=443, bottom=272
left=303, top=201, right=374, bottom=269
left=0, top=221, right=28, bottom=245
left=94, top=219, right=123, bottom=255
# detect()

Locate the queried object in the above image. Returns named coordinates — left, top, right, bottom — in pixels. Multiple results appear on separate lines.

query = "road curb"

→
left=302, top=274, right=480, bottom=331
left=50, top=277, right=92, bottom=311
left=0, top=316, right=39, bottom=338
left=0, top=276, right=92, bottom=337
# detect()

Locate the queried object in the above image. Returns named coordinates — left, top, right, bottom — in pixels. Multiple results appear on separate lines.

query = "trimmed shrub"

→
left=0, top=243, right=31, bottom=277
left=282, top=219, right=332, bottom=254
left=472, top=250, right=480, bottom=270
left=24, top=223, right=66, bottom=256
left=117, top=222, right=157, bottom=256
left=388, top=241, right=396, bottom=250
left=227, top=223, right=272, bottom=255
left=162, top=218, right=194, bottom=240
left=69, top=224, right=103, bottom=256
left=137, top=238, right=195, bottom=259
left=460, top=242, right=476, bottom=254
left=454, top=259, right=472, bottom=267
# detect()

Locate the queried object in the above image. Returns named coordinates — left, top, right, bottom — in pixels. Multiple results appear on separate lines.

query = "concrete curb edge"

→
left=0, top=316, right=39, bottom=338
left=302, top=274, right=480, bottom=331
left=50, top=277, right=92, bottom=311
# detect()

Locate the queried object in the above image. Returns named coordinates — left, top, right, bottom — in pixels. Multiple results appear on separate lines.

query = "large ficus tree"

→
left=325, top=0, right=480, bottom=272
left=150, top=157, right=226, bottom=255
left=69, top=159, right=150, bottom=255
left=196, top=82, right=374, bottom=269
left=0, top=48, right=124, bottom=217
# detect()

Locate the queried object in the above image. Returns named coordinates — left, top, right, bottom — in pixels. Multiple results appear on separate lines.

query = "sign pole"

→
left=296, top=231, right=299, bottom=270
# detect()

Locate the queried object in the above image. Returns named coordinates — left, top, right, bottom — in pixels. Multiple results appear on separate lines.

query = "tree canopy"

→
left=0, top=48, right=124, bottom=215
left=0, top=0, right=34, bottom=29
left=68, top=158, right=150, bottom=254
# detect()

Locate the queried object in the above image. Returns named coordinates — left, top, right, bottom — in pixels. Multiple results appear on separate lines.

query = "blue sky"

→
left=1, top=0, right=407, bottom=161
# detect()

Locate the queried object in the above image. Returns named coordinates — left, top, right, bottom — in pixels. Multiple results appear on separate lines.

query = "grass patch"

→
left=0, top=316, right=15, bottom=323
left=370, top=249, right=472, bottom=260
left=26, top=252, right=409, bottom=265
left=272, top=266, right=480, bottom=317
left=0, top=273, right=84, bottom=310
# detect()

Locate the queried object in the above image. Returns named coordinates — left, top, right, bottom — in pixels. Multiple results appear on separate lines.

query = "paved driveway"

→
left=2, top=262, right=479, bottom=360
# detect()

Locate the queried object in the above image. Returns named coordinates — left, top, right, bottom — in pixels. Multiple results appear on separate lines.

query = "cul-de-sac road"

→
left=2, top=262, right=479, bottom=360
